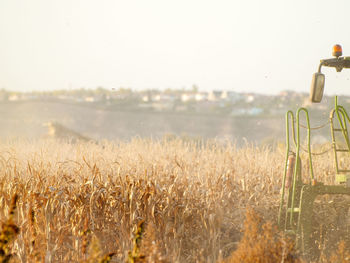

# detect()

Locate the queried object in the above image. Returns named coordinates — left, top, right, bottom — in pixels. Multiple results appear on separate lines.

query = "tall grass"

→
left=0, top=138, right=348, bottom=262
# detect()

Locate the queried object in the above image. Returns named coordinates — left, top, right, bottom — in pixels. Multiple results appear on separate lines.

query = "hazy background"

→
left=1, top=0, right=350, bottom=94
left=1, top=1, right=350, bottom=143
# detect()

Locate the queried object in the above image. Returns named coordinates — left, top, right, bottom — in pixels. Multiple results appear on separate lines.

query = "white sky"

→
left=1, top=0, right=350, bottom=95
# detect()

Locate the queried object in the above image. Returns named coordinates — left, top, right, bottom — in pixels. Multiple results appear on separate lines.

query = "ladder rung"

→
left=287, top=207, right=300, bottom=213
left=335, top=148, right=349, bottom=152
left=338, top=169, right=350, bottom=173
left=333, top=128, right=347, bottom=132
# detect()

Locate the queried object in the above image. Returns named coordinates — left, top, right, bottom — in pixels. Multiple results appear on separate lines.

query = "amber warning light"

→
left=332, top=44, right=342, bottom=58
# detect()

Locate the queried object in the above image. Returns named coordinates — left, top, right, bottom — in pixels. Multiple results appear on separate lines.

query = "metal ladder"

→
left=330, top=96, right=350, bottom=184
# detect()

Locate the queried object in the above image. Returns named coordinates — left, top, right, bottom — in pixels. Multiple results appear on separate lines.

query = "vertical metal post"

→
left=330, top=109, right=339, bottom=173
left=278, top=111, right=295, bottom=226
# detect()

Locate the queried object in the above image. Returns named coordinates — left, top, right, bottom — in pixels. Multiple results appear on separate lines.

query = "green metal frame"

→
left=278, top=97, right=350, bottom=259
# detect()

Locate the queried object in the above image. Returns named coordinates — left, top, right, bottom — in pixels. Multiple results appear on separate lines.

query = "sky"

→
left=1, top=0, right=350, bottom=95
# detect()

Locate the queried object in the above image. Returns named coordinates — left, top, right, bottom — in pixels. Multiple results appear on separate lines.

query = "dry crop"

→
left=0, top=138, right=348, bottom=262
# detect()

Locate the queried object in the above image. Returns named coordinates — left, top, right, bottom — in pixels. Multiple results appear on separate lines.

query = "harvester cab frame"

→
left=278, top=44, right=350, bottom=259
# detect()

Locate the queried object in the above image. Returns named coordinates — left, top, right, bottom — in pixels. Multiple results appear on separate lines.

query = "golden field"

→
left=0, top=139, right=349, bottom=262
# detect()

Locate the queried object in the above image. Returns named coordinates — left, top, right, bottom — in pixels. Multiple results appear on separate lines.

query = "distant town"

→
left=0, top=87, right=347, bottom=117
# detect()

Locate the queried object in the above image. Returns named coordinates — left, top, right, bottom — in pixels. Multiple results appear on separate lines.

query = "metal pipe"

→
left=318, top=61, right=325, bottom=73
left=278, top=111, right=295, bottom=226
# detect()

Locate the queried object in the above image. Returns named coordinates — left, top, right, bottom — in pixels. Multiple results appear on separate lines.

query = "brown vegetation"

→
left=220, top=209, right=302, bottom=263
left=0, top=139, right=348, bottom=262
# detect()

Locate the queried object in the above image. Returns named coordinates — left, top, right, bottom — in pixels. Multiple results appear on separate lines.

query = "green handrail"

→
left=335, top=96, right=350, bottom=151
left=290, top=108, right=314, bottom=226
left=296, top=108, right=314, bottom=181
left=278, top=111, right=296, bottom=226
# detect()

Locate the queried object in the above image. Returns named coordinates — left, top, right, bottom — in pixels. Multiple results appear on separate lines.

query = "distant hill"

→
left=0, top=99, right=335, bottom=146
left=0, top=100, right=285, bottom=145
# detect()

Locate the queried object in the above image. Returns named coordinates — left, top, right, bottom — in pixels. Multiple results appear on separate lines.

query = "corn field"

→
left=0, top=138, right=349, bottom=262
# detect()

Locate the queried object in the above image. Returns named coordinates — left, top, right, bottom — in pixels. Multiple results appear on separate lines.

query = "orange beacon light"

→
left=332, top=44, right=342, bottom=58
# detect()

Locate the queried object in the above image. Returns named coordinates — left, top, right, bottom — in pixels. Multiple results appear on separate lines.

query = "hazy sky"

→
left=1, top=0, right=350, bottom=95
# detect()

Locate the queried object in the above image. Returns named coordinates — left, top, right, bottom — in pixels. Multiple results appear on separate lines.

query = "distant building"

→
left=152, top=94, right=176, bottom=102
left=142, top=95, right=149, bottom=102
left=8, top=95, right=19, bottom=101
left=208, top=91, right=222, bottom=101
left=245, top=94, right=255, bottom=103
left=208, top=90, right=241, bottom=102
left=195, top=92, right=207, bottom=101
left=221, top=91, right=242, bottom=103
left=181, top=93, right=195, bottom=102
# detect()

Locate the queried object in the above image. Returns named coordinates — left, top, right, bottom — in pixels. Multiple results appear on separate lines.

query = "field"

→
left=0, top=139, right=349, bottom=262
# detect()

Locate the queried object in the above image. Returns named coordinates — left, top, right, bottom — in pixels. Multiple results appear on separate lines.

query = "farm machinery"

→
left=278, top=45, right=350, bottom=258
